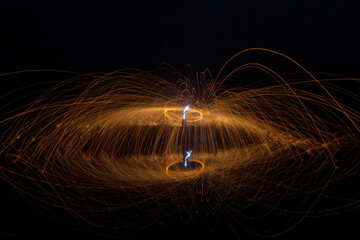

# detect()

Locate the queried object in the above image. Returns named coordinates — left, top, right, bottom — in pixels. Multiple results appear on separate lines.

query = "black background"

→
left=0, top=1, right=360, bottom=239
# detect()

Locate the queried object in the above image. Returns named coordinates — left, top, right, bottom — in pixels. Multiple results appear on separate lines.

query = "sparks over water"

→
left=0, top=48, right=359, bottom=237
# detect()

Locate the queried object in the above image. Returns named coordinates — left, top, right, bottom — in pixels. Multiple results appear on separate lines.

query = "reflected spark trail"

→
left=0, top=48, right=359, bottom=237
left=184, top=150, right=192, bottom=167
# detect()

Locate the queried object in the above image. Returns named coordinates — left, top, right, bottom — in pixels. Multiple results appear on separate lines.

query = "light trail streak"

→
left=183, top=105, right=190, bottom=120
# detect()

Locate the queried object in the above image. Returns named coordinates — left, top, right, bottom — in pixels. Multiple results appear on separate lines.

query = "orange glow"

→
left=164, top=107, right=203, bottom=122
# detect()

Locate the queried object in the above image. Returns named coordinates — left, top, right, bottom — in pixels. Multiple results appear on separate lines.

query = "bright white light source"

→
left=183, top=105, right=190, bottom=120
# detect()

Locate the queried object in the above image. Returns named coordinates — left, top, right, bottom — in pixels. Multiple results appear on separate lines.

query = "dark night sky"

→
left=0, top=1, right=360, bottom=239
left=1, top=1, right=360, bottom=75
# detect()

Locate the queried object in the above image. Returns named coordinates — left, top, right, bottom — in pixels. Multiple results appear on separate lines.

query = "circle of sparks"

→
left=166, top=160, right=205, bottom=180
left=164, top=108, right=203, bottom=122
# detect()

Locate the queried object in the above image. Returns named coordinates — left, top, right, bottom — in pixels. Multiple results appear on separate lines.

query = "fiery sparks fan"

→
left=0, top=48, right=359, bottom=237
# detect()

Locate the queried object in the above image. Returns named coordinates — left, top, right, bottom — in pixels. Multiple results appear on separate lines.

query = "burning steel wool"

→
left=0, top=49, right=359, bottom=237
